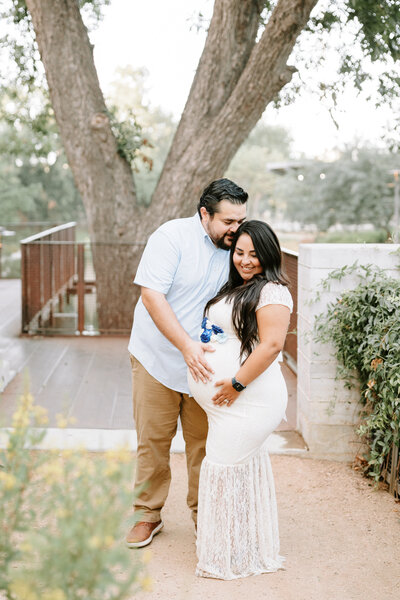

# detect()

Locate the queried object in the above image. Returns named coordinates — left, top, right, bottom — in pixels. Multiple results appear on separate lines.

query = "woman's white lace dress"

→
left=188, top=282, right=293, bottom=580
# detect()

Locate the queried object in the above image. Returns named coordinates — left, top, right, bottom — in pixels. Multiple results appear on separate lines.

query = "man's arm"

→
left=141, top=287, right=215, bottom=384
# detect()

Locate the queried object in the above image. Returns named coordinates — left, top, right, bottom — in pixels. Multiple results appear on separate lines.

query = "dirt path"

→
left=131, top=454, right=400, bottom=600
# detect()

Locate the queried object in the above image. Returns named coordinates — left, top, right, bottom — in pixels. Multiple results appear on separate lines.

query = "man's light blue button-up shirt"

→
left=128, top=214, right=230, bottom=393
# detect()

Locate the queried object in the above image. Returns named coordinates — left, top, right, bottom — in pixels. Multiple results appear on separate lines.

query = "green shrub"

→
left=0, top=390, right=150, bottom=599
left=314, top=262, right=400, bottom=485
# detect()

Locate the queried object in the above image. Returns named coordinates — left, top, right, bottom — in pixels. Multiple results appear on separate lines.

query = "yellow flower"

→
left=88, top=534, right=114, bottom=549
left=0, top=471, right=17, bottom=490
left=139, top=575, right=153, bottom=592
left=88, top=535, right=102, bottom=549
left=56, top=414, right=69, bottom=429
left=104, top=462, right=119, bottom=477
left=9, top=580, right=38, bottom=600
left=39, top=461, right=64, bottom=483
left=33, top=405, right=49, bottom=425
left=73, top=456, right=95, bottom=477
left=20, top=392, right=34, bottom=411
left=19, top=542, right=33, bottom=554
left=55, top=508, right=71, bottom=520
left=106, top=446, right=132, bottom=464
left=12, top=409, right=30, bottom=429
left=367, top=379, right=376, bottom=389
left=42, top=589, right=66, bottom=600
left=142, top=549, right=152, bottom=564
left=61, top=449, right=74, bottom=459
left=104, top=535, right=114, bottom=548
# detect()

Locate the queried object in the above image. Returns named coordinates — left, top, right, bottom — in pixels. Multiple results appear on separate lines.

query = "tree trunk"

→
left=151, top=0, right=318, bottom=225
left=26, top=0, right=318, bottom=330
left=26, top=0, right=145, bottom=329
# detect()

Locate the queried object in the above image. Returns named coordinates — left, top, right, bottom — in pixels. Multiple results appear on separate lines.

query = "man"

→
left=126, top=178, right=248, bottom=548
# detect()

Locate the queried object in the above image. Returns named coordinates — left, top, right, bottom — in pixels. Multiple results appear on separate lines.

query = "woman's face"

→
left=232, top=233, right=263, bottom=282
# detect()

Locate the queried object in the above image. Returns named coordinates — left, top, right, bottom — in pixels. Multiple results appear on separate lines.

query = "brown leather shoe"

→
left=126, top=520, right=163, bottom=548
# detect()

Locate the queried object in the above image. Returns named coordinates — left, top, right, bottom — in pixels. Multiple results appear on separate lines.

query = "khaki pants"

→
left=130, top=355, right=208, bottom=524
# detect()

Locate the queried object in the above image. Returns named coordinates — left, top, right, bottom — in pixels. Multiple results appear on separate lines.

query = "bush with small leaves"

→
left=0, top=389, right=149, bottom=599
left=314, top=260, right=400, bottom=487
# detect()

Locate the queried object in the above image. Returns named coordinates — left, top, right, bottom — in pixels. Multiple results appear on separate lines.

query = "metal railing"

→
left=0, top=222, right=65, bottom=279
left=20, top=235, right=143, bottom=336
left=21, top=223, right=76, bottom=333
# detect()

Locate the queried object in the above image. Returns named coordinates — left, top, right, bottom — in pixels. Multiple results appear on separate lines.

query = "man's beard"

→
left=215, top=233, right=234, bottom=250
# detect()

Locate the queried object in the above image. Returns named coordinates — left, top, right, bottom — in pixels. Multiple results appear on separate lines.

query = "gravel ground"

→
left=131, top=453, right=400, bottom=600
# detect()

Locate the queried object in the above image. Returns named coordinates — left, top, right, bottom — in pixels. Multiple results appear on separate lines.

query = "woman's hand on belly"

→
left=211, top=378, right=240, bottom=408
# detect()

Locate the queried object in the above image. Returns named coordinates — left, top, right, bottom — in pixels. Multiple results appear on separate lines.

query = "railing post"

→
left=21, top=243, right=28, bottom=333
left=77, top=243, right=85, bottom=334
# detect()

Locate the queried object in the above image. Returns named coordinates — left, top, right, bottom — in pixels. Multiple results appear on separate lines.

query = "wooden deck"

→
left=0, top=279, right=297, bottom=433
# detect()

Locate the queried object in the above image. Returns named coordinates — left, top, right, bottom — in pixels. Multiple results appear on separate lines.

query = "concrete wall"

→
left=297, top=244, right=400, bottom=461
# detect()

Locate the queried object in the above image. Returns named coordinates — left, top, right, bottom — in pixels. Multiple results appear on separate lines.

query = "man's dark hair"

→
left=197, top=178, right=248, bottom=218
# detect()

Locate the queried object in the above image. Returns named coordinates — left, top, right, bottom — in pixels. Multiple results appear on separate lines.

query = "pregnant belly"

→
left=187, top=340, right=285, bottom=413
left=187, top=339, right=240, bottom=406
left=188, top=341, right=288, bottom=464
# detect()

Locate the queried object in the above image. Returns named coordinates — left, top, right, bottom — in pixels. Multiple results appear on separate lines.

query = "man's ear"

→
left=199, top=206, right=209, bottom=221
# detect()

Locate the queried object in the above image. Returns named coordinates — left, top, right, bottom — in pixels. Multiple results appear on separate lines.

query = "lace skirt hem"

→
left=196, top=555, right=285, bottom=580
left=196, top=442, right=283, bottom=580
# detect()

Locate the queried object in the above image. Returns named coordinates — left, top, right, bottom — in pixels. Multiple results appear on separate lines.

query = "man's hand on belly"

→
left=183, top=340, right=215, bottom=384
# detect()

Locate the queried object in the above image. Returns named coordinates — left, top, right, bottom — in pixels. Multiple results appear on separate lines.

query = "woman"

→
left=188, top=220, right=292, bottom=580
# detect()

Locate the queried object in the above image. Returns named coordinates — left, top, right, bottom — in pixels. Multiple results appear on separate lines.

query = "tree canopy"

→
left=1, top=0, right=399, bottom=170
left=1, top=0, right=399, bottom=328
left=274, top=147, right=398, bottom=234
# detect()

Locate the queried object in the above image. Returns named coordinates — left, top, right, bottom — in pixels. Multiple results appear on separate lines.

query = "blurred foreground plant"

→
left=0, top=389, right=148, bottom=599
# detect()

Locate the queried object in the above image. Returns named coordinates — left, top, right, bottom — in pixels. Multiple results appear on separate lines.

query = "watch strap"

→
left=231, top=377, right=246, bottom=392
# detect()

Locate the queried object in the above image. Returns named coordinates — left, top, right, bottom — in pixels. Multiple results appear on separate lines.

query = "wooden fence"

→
left=282, top=248, right=298, bottom=370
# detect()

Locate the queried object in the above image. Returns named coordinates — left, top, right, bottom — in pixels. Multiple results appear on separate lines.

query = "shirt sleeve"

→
left=256, top=282, right=293, bottom=313
left=134, top=228, right=181, bottom=295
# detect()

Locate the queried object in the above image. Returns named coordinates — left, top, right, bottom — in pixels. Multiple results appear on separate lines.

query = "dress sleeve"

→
left=256, top=282, right=293, bottom=313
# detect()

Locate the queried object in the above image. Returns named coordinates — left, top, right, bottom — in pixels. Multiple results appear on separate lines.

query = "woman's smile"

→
left=233, top=234, right=263, bottom=281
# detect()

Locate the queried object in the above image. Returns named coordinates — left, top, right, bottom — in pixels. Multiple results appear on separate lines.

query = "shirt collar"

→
left=193, top=213, right=231, bottom=255
left=193, top=212, right=215, bottom=247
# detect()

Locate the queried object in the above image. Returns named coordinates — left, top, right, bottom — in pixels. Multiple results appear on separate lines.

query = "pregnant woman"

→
left=188, top=220, right=293, bottom=580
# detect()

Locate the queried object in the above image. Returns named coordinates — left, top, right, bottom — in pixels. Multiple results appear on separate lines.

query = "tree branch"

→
left=153, top=0, right=264, bottom=209
left=25, top=0, right=139, bottom=241
left=151, top=0, right=318, bottom=224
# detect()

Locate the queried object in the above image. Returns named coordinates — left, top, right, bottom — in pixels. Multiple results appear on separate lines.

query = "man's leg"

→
left=180, top=394, right=208, bottom=525
left=130, top=355, right=181, bottom=523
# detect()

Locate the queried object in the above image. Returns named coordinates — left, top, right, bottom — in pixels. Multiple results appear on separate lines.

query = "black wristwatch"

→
left=231, top=377, right=246, bottom=392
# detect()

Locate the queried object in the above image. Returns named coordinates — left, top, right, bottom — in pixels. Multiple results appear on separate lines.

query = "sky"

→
left=91, top=0, right=394, bottom=160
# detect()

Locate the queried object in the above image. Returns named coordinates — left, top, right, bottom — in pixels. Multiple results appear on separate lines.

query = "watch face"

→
left=232, top=380, right=245, bottom=392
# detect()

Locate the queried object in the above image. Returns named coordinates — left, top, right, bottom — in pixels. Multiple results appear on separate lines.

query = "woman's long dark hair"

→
left=204, top=220, right=289, bottom=361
